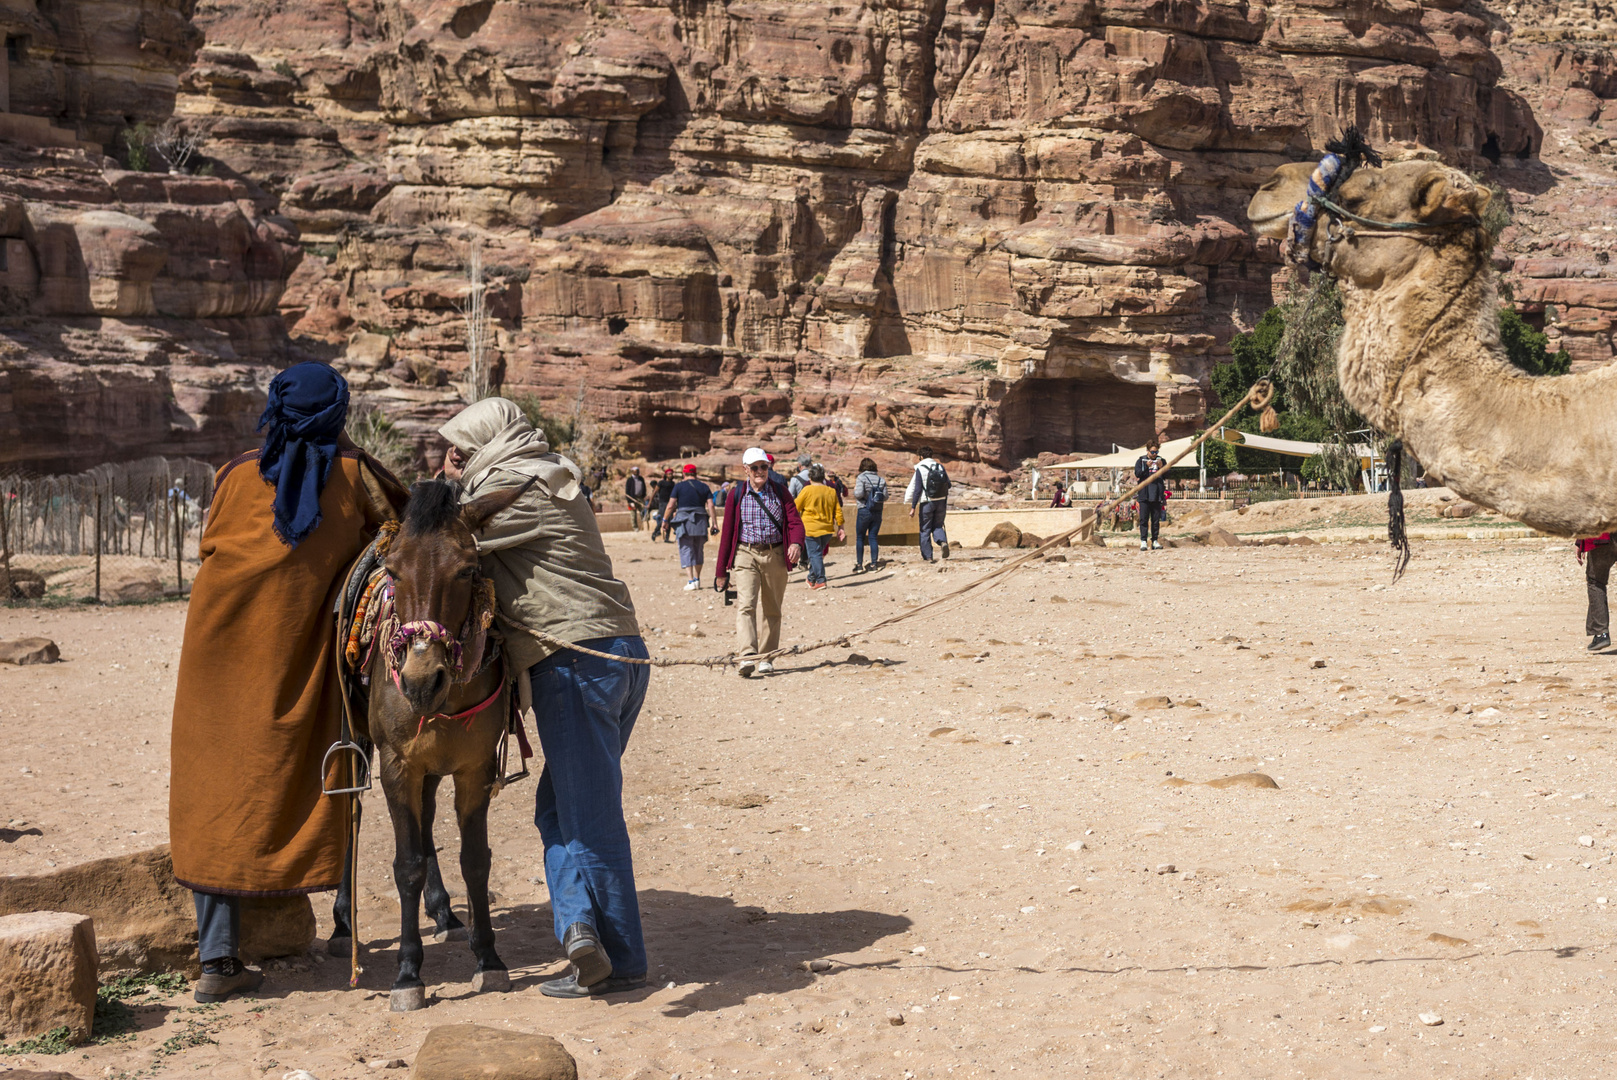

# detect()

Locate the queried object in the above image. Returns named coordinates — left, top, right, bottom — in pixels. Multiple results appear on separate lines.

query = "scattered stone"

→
left=982, top=522, right=1022, bottom=548
left=0, top=911, right=98, bottom=1046
left=411, top=1024, right=577, bottom=1080
left=1426, top=933, right=1469, bottom=947
left=1050, top=595, right=1069, bottom=603
left=1204, top=772, right=1280, bottom=790
left=0, top=845, right=313, bottom=973
left=1369, top=1025, right=1387, bottom=1033
left=1134, top=695, right=1172, bottom=709
left=1290, top=535, right=1317, bottom=546
left=886, top=1011, right=905, bottom=1026
left=1204, top=527, right=1244, bottom=547
left=1418, top=1012, right=1444, bottom=1027
left=1155, top=864, right=1177, bottom=875
left=1101, top=708, right=1131, bottom=722
left=3, top=568, right=46, bottom=600
left=1064, top=840, right=1086, bottom=852
left=367, top=1061, right=407, bottom=1071
left=713, top=792, right=768, bottom=810
left=1310, top=657, right=1326, bottom=668
left=0, top=637, right=60, bottom=665
left=1579, top=836, right=1595, bottom=847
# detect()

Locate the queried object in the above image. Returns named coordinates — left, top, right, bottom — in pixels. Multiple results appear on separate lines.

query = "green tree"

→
left=1498, top=305, right=1571, bottom=376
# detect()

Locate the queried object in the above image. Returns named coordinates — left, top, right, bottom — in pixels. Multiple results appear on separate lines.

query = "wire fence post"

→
left=173, top=491, right=183, bottom=594
left=94, top=488, right=103, bottom=603
left=0, top=488, right=10, bottom=600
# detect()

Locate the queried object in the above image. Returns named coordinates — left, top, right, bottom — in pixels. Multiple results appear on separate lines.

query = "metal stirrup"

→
left=321, top=739, right=373, bottom=796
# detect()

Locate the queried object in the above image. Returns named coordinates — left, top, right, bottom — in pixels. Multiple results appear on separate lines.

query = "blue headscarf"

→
left=257, top=362, right=350, bottom=548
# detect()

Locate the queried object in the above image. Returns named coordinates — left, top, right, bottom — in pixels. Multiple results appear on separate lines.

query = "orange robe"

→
left=169, top=449, right=398, bottom=895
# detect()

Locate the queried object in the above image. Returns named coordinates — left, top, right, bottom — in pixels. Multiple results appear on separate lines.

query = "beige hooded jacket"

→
left=439, top=398, right=639, bottom=670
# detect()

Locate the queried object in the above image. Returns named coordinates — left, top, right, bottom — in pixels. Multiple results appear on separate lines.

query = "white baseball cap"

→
left=742, top=447, right=770, bottom=466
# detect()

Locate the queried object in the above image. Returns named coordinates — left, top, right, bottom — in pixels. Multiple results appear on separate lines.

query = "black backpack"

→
left=922, top=462, right=950, bottom=500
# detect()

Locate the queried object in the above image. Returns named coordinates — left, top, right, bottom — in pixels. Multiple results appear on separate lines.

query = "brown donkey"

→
left=335, top=478, right=531, bottom=1011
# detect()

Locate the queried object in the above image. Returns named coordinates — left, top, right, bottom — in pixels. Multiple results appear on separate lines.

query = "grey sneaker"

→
left=738, top=659, right=758, bottom=677
left=562, top=922, right=612, bottom=988
left=757, top=660, right=775, bottom=674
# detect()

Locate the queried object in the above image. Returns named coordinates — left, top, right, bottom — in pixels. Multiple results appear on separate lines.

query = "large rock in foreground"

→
left=0, top=846, right=315, bottom=973
left=412, top=1024, right=578, bottom=1080
left=0, top=911, right=97, bottom=1046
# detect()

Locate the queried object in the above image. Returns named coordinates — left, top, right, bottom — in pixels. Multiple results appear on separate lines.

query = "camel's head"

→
left=1247, top=159, right=1490, bottom=287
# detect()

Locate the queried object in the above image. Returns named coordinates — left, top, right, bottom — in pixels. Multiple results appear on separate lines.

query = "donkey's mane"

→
left=402, top=480, right=463, bottom=536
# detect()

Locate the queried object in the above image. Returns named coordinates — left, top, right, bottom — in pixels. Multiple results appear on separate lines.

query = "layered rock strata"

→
left=177, top=0, right=1538, bottom=477
left=0, top=0, right=302, bottom=474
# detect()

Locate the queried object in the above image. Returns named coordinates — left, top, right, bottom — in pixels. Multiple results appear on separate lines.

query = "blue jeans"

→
left=528, top=635, right=651, bottom=977
left=803, top=534, right=831, bottom=584
left=194, top=892, right=239, bottom=962
left=918, top=500, right=948, bottom=560
left=856, top=506, right=882, bottom=566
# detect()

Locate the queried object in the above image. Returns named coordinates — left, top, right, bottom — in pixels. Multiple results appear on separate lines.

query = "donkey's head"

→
left=385, top=479, right=527, bottom=717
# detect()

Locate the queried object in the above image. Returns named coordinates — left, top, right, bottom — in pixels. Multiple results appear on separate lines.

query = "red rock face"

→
left=17, top=0, right=1544, bottom=478
left=1487, top=9, right=1617, bottom=372
left=0, top=0, right=304, bottom=474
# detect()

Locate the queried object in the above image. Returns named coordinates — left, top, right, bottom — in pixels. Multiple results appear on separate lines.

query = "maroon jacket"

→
left=715, top=478, right=806, bottom=579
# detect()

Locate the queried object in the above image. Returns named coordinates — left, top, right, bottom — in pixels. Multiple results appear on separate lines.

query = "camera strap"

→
left=746, top=485, right=786, bottom=541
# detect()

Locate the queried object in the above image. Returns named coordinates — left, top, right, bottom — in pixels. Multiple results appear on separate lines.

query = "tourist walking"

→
left=788, top=452, right=814, bottom=497
left=664, top=463, right=713, bottom=590
left=1579, top=533, right=1616, bottom=650
left=851, top=457, right=886, bottom=573
left=649, top=467, right=676, bottom=541
left=1135, top=439, right=1168, bottom=551
left=438, top=397, right=648, bottom=998
left=170, top=362, right=406, bottom=1003
left=714, top=447, right=805, bottom=677
left=624, top=466, right=648, bottom=530
left=794, top=464, right=845, bottom=590
left=905, top=447, right=951, bottom=562
left=711, top=478, right=731, bottom=535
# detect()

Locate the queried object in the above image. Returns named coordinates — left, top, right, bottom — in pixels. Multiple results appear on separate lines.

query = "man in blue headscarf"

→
left=169, top=362, right=405, bottom=1003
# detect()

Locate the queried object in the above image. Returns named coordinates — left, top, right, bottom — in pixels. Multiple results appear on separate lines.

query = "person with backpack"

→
left=649, top=467, right=676, bottom=541
left=851, top=457, right=887, bottom=573
left=905, top=447, right=951, bottom=563
left=1578, top=533, right=1615, bottom=650
left=714, top=447, right=806, bottom=677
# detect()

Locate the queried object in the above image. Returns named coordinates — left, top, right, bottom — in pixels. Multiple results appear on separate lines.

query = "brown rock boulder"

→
left=0, top=846, right=314, bottom=973
left=4, top=568, right=47, bottom=600
left=982, top=522, right=1022, bottom=548
left=1204, top=527, right=1245, bottom=547
left=0, top=638, right=60, bottom=665
left=411, top=1024, right=578, bottom=1080
left=0, top=911, right=98, bottom=1045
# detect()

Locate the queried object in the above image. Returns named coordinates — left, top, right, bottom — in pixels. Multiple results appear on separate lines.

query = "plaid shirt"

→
left=737, top=483, right=785, bottom=544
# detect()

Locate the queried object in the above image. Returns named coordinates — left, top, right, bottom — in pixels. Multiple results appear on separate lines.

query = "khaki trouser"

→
left=733, top=543, right=788, bottom=656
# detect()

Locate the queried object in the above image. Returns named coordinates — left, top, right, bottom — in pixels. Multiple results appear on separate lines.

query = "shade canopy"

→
left=1048, top=435, right=1204, bottom=470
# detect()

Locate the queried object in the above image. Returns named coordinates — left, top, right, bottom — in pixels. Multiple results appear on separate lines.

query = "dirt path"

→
left=4, top=532, right=1617, bottom=1079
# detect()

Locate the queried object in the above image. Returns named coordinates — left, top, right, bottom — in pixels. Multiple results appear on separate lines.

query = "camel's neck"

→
left=1335, top=239, right=1500, bottom=437
left=1334, top=237, right=1617, bottom=536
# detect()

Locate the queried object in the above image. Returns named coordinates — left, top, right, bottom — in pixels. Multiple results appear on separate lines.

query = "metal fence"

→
left=1, top=457, right=215, bottom=605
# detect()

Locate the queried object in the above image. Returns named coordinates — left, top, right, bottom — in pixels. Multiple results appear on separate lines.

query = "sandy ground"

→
left=5, top=526, right=1617, bottom=1079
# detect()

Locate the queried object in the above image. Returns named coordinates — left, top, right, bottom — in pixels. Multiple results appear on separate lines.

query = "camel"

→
left=1246, top=158, right=1617, bottom=538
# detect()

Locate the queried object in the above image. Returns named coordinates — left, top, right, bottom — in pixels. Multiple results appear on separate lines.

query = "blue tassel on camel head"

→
left=1285, top=128, right=1383, bottom=267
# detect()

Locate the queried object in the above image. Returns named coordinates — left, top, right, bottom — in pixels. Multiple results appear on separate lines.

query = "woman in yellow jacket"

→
left=793, top=464, right=845, bottom=590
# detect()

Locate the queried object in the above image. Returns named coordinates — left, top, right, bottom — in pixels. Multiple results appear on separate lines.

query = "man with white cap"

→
left=714, top=447, right=806, bottom=676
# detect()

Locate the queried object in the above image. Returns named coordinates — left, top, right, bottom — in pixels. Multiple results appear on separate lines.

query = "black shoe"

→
left=194, top=957, right=264, bottom=1003
left=561, top=923, right=612, bottom=987
left=1591, top=633, right=1610, bottom=651
left=940, top=541, right=950, bottom=559
left=851, top=564, right=864, bottom=575
left=540, top=971, right=649, bottom=998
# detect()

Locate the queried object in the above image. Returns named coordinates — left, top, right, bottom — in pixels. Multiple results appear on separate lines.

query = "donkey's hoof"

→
left=432, top=926, right=468, bottom=944
left=389, top=985, right=427, bottom=1012
left=327, top=935, right=352, bottom=958
left=471, top=968, right=510, bottom=994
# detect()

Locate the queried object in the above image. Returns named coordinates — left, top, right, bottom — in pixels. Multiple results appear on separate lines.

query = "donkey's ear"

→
left=461, top=476, right=537, bottom=533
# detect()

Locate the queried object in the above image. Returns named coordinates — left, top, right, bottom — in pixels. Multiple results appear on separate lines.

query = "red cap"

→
left=682, top=463, right=697, bottom=474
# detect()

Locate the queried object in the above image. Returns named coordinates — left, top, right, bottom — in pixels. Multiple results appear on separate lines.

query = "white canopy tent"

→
left=1214, top=428, right=1374, bottom=461
left=1047, top=435, right=1203, bottom=471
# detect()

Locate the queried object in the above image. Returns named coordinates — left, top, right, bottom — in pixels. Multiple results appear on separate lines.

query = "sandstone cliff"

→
left=0, top=0, right=303, bottom=473
left=170, top=0, right=1540, bottom=479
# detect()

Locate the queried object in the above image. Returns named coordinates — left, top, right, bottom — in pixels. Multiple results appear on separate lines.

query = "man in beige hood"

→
left=440, top=397, right=649, bottom=998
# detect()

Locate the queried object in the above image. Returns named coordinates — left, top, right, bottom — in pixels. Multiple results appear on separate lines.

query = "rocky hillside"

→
left=170, top=0, right=1538, bottom=481
left=1483, top=0, right=1617, bottom=371
left=0, top=0, right=303, bottom=474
